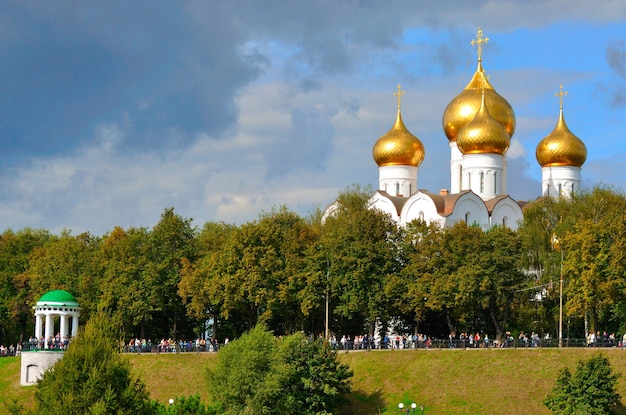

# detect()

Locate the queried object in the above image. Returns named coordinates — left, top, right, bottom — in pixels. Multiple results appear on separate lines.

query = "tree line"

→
left=1, top=184, right=626, bottom=345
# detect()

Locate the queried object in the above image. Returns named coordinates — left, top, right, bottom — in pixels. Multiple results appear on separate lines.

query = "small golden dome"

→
left=536, top=107, right=587, bottom=168
left=373, top=85, right=425, bottom=167
left=456, top=91, right=510, bottom=155
left=373, top=109, right=425, bottom=167
left=442, top=28, right=516, bottom=142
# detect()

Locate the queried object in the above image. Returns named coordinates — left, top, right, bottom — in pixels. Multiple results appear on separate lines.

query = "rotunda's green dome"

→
left=37, top=290, right=79, bottom=307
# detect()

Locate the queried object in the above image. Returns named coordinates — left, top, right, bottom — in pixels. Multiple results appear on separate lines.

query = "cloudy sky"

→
left=1, top=1, right=626, bottom=235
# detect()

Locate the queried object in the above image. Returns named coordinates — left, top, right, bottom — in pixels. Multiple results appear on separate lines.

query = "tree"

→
left=545, top=354, right=621, bottom=414
left=145, top=208, right=197, bottom=340
left=319, top=185, right=400, bottom=336
left=189, top=208, right=315, bottom=338
left=207, top=324, right=352, bottom=415
left=31, top=312, right=156, bottom=415
left=0, top=228, right=51, bottom=344
left=96, top=226, right=153, bottom=340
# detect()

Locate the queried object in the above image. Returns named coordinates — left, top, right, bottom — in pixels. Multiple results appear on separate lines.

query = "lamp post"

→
left=551, top=234, right=564, bottom=348
left=325, top=257, right=330, bottom=341
left=398, top=402, right=421, bottom=414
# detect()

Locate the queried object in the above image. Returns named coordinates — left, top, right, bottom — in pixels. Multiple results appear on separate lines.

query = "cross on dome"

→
left=394, top=84, right=405, bottom=110
left=471, top=27, right=489, bottom=63
left=555, top=84, right=568, bottom=110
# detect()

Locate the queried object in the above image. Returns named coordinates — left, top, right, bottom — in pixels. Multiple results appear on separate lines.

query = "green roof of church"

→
left=37, top=290, right=79, bottom=306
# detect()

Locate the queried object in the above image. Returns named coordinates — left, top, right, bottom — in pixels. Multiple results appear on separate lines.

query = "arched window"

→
left=480, top=172, right=485, bottom=193
left=493, top=173, right=497, bottom=194
left=459, top=165, right=463, bottom=189
left=465, top=212, right=470, bottom=224
left=395, top=182, right=400, bottom=196
left=419, top=211, right=424, bottom=221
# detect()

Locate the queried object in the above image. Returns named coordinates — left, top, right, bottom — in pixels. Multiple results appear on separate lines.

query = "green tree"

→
left=207, top=325, right=352, bottom=415
left=145, top=208, right=197, bottom=340
left=0, top=228, right=50, bottom=344
left=179, top=221, right=237, bottom=341
left=27, top=231, right=101, bottom=320
left=96, top=226, right=153, bottom=340
left=191, top=208, right=315, bottom=337
left=32, top=312, right=156, bottom=415
left=545, top=354, right=621, bottom=414
left=319, top=185, right=400, bottom=336
left=519, top=186, right=626, bottom=336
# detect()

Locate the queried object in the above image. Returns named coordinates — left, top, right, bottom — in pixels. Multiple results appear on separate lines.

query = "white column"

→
left=44, top=313, right=53, bottom=349
left=34, top=312, right=42, bottom=340
left=71, top=313, right=79, bottom=337
left=60, top=314, right=68, bottom=338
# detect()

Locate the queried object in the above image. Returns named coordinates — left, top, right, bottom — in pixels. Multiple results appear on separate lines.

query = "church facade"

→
left=355, top=28, right=587, bottom=231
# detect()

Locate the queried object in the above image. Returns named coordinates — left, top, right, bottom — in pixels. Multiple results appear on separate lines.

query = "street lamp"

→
left=325, top=257, right=330, bottom=341
left=398, top=402, right=421, bottom=414
left=551, top=234, right=564, bottom=348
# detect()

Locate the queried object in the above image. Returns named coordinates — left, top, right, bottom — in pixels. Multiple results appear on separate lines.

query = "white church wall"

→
left=445, top=192, right=490, bottom=230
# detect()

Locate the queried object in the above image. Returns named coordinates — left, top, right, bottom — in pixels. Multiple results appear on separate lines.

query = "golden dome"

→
left=442, top=28, right=516, bottom=142
left=456, top=91, right=510, bottom=155
left=536, top=103, right=587, bottom=168
left=373, top=109, right=425, bottom=167
left=373, top=108, right=425, bottom=167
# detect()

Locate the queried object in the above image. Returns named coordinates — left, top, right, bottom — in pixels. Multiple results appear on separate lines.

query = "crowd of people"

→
left=0, top=343, right=20, bottom=356
left=26, top=334, right=72, bottom=351
left=4, top=329, right=625, bottom=357
left=122, top=337, right=230, bottom=353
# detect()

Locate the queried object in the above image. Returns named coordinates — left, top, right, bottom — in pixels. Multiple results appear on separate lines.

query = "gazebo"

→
left=21, top=289, right=81, bottom=385
left=33, top=289, right=80, bottom=348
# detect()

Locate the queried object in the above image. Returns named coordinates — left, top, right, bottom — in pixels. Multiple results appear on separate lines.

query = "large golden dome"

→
left=456, top=90, right=510, bottom=155
left=442, top=29, right=516, bottom=142
left=373, top=92, right=425, bottom=168
left=536, top=99, right=587, bottom=167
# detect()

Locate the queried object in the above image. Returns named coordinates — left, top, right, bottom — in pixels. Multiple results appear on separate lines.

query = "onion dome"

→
left=372, top=85, right=425, bottom=167
left=536, top=86, right=587, bottom=167
left=456, top=90, right=510, bottom=155
left=442, top=28, right=516, bottom=142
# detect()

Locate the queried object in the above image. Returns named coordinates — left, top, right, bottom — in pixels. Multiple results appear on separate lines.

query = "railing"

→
left=6, top=337, right=620, bottom=357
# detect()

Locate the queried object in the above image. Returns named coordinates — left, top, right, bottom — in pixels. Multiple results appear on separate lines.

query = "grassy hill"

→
left=3, top=348, right=626, bottom=414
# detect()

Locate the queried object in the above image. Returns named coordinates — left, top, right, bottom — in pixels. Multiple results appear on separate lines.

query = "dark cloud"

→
left=606, top=39, right=626, bottom=108
left=0, top=1, right=265, bottom=164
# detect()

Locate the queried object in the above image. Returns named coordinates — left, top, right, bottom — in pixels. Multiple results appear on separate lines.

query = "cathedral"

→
left=354, top=28, right=587, bottom=231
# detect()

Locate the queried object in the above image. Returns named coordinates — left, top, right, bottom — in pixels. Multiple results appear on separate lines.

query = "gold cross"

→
left=555, top=84, right=568, bottom=109
left=471, top=27, right=489, bottom=63
left=393, top=84, right=405, bottom=110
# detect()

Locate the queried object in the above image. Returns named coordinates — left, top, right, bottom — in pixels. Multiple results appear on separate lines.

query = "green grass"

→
left=3, top=348, right=626, bottom=414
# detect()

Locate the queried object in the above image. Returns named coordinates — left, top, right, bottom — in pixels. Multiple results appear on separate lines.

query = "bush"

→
left=155, top=395, right=222, bottom=415
left=207, top=325, right=352, bottom=414
left=544, top=354, right=621, bottom=414
left=32, top=312, right=156, bottom=415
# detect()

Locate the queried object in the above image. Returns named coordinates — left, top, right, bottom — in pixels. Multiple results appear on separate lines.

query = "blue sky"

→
left=1, top=1, right=625, bottom=235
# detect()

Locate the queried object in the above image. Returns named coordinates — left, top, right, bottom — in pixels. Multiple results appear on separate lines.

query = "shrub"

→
left=544, top=354, right=621, bottom=414
left=207, top=325, right=352, bottom=414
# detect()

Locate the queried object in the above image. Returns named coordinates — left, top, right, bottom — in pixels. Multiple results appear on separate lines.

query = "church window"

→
left=395, top=183, right=400, bottom=196
left=558, top=183, right=562, bottom=196
left=419, top=211, right=424, bottom=221
left=494, top=173, right=497, bottom=194
left=480, top=172, right=485, bottom=193
left=465, top=212, right=470, bottom=223
left=459, top=166, right=463, bottom=189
